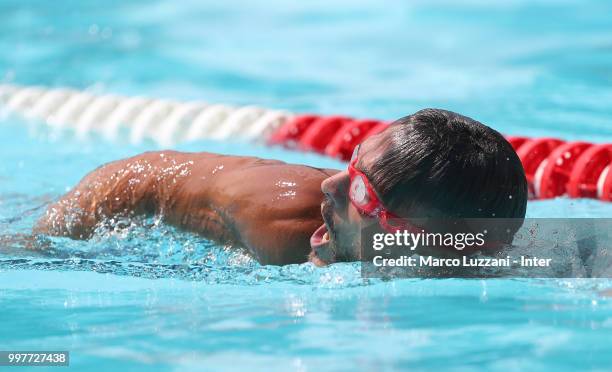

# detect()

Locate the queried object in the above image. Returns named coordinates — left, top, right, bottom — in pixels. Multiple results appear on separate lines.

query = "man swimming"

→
left=35, top=109, right=528, bottom=265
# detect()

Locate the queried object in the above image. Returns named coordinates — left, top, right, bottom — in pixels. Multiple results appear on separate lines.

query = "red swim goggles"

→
left=348, top=144, right=420, bottom=233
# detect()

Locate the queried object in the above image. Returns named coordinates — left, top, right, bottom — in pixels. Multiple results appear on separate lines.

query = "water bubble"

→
left=88, top=24, right=99, bottom=35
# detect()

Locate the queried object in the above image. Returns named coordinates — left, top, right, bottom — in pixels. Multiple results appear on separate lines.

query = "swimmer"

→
left=34, top=109, right=528, bottom=265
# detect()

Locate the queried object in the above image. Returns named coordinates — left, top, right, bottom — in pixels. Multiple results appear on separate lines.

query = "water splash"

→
left=0, top=214, right=369, bottom=287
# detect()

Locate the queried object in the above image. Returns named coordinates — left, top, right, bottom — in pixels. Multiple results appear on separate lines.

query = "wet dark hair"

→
left=369, top=108, right=527, bottom=219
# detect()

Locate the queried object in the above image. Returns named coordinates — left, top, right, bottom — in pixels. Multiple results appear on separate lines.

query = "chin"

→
left=308, top=250, right=330, bottom=267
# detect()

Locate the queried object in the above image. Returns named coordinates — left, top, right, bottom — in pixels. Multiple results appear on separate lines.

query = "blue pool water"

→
left=1, top=0, right=612, bottom=370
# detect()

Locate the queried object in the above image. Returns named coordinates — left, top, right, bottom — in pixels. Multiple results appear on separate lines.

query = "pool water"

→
left=1, top=0, right=612, bottom=370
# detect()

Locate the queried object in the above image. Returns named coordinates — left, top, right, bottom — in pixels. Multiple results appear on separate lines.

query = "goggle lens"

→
left=349, top=174, right=370, bottom=207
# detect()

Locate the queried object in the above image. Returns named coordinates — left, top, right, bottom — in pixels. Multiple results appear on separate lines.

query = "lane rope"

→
left=1, top=83, right=610, bottom=202
left=0, top=84, right=291, bottom=146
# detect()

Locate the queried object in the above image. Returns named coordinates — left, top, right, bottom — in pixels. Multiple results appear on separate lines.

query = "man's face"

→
left=309, top=130, right=389, bottom=266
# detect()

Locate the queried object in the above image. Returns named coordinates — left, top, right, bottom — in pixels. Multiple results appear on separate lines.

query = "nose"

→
left=321, top=171, right=350, bottom=206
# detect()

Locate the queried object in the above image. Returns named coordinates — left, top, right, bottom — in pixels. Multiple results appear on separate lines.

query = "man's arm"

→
left=34, top=151, right=177, bottom=239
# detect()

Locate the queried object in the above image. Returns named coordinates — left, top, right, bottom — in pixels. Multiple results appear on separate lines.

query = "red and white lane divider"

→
left=0, top=84, right=291, bottom=146
left=1, top=84, right=611, bottom=202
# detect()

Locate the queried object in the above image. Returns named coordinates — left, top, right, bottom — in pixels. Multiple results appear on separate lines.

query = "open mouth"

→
left=309, top=198, right=336, bottom=264
left=310, top=223, right=331, bottom=248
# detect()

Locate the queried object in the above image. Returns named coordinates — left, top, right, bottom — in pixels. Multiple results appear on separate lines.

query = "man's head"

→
left=309, top=108, right=528, bottom=265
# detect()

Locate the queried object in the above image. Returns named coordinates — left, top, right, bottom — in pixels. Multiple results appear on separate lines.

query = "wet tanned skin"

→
left=35, top=150, right=338, bottom=265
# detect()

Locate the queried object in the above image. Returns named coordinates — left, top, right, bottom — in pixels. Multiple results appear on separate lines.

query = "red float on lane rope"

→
left=505, top=136, right=529, bottom=152
left=535, top=142, right=592, bottom=199
left=268, top=115, right=318, bottom=147
left=324, top=119, right=384, bottom=160
left=299, top=116, right=351, bottom=153
left=599, top=165, right=611, bottom=201
left=567, top=144, right=612, bottom=200
left=516, top=138, right=564, bottom=199
left=506, top=136, right=530, bottom=151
